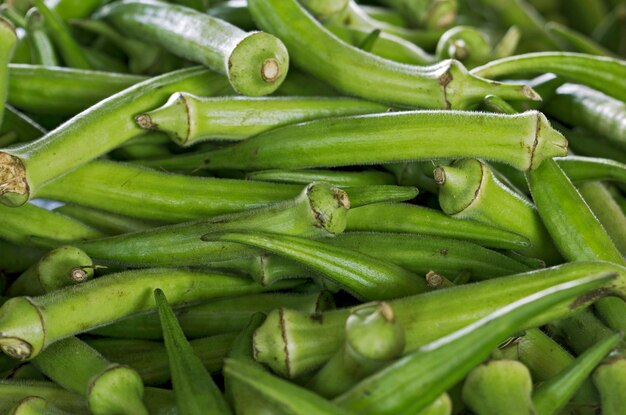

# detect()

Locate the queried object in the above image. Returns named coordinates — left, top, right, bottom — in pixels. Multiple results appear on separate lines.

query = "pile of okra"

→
left=0, top=0, right=625, bottom=414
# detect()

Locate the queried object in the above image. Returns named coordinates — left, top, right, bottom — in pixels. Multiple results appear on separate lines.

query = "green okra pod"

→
left=578, top=181, right=626, bottom=255
left=333, top=273, right=615, bottom=415
left=207, top=0, right=256, bottom=31
left=299, top=0, right=349, bottom=21
left=0, top=381, right=87, bottom=413
left=593, top=357, right=626, bottom=415
left=247, top=0, right=537, bottom=109
left=435, top=26, right=492, bottom=68
left=0, top=240, right=44, bottom=274
left=31, top=337, right=148, bottom=415
left=98, top=0, right=289, bottom=96
left=7, top=64, right=146, bottom=115
left=53, top=205, right=155, bottom=235
left=346, top=203, right=531, bottom=250
left=379, top=0, right=457, bottom=29
left=0, top=66, right=231, bottom=207
left=472, top=52, right=626, bottom=103
left=8, top=396, right=73, bottom=415
left=435, top=159, right=562, bottom=264
left=461, top=360, right=534, bottom=415
left=7, top=246, right=93, bottom=297
left=145, top=110, right=567, bottom=172
left=556, top=155, right=626, bottom=184
left=253, top=261, right=626, bottom=378
left=202, top=231, right=429, bottom=301
left=547, top=309, right=620, bottom=355
left=155, top=289, right=231, bottom=414
left=91, top=291, right=332, bottom=340
left=532, top=333, right=622, bottom=415
left=0, top=268, right=298, bottom=360
left=25, top=9, right=59, bottom=66
left=359, top=5, right=408, bottom=27
left=247, top=169, right=396, bottom=187
left=307, top=302, right=405, bottom=398
left=546, top=21, right=618, bottom=57
left=566, top=127, right=626, bottom=164
left=0, top=17, right=17, bottom=127
left=137, top=94, right=388, bottom=146
left=1, top=106, right=46, bottom=143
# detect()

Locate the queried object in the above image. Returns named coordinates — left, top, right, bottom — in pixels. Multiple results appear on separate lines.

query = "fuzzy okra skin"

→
left=7, top=64, right=146, bottom=115
left=247, top=169, right=396, bottom=187
left=253, top=261, right=626, bottom=378
left=471, top=52, right=626, bottom=103
left=53, top=205, right=155, bottom=236
left=0, top=381, right=87, bottom=413
left=247, top=0, right=537, bottom=109
left=147, top=110, right=567, bottom=172
left=556, top=155, right=626, bottom=184
left=0, top=66, right=231, bottom=207
left=98, top=0, right=289, bottom=96
left=333, top=274, right=615, bottom=415
left=0, top=268, right=299, bottom=360
left=0, top=17, right=17, bottom=127
left=137, top=94, right=389, bottom=146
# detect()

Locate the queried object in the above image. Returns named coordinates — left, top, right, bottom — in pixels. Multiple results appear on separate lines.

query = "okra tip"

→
left=0, top=15, right=16, bottom=38
left=530, top=112, right=568, bottom=170
left=252, top=308, right=291, bottom=377
left=0, top=152, right=29, bottom=206
left=0, top=297, right=44, bottom=360
left=346, top=302, right=405, bottom=361
left=306, top=182, right=350, bottom=235
left=136, top=93, right=189, bottom=145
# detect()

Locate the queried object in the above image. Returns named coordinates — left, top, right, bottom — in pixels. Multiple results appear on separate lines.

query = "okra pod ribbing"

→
left=98, top=0, right=289, bottom=96
left=0, top=17, right=17, bottom=126
left=53, top=205, right=154, bottom=235
left=380, top=0, right=457, bottom=28
left=593, top=357, right=626, bottom=415
left=154, top=110, right=567, bottom=172
left=0, top=381, right=87, bottom=413
left=248, top=0, right=537, bottom=109
left=248, top=169, right=396, bottom=187
left=578, top=181, right=626, bottom=255
left=556, top=155, right=626, bottom=184
left=25, top=9, right=59, bottom=66
left=137, top=94, right=388, bottom=146
left=0, top=66, right=231, bottom=207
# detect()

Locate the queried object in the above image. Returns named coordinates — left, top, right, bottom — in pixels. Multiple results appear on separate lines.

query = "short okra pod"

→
left=0, top=381, right=87, bottom=413
left=31, top=337, right=148, bottom=415
left=98, top=0, right=289, bottom=96
left=0, top=17, right=17, bottom=127
left=7, top=246, right=93, bottom=297
left=435, top=159, right=562, bottom=264
left=247, top=169, right=396, bottom=187
left=25, top=9, right=59, bottom=66
left=471, top=52, right=626, bottom=103
left=248, top=0, right=537, bottom=109
left=556, top=155, right=626, bottom=184
left=307, top=302, right=405, bottom=398
left=0, top=268, right=299, bottom=360
left=461, top=360, right=534, bottom=415
left=0, top=66, right=231, bottom=207
left=137, top=94, right=389, bottom=146
left=333, top=273, right=615, bottom=415
left=150, top=110, right=567, bottom=172
left=155, top=289, right=232, bottom=414
left=593, top=357, right=626, bottom=415
left=346, top=203, right=531, bottom=250
left=8, top=396, right=73, bottom=415
left=532, top=333, right=622, bottom=415
left=202, top=231, right=429, bottom=301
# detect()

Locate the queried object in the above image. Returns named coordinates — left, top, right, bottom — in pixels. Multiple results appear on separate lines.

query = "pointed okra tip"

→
left=306, top=182, right=350, bottom=235
left=529, top=112, right=568, bottom=170
left=0, top=152, right=29, bottom=207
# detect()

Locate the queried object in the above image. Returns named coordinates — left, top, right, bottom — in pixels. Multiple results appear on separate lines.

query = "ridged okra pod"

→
left=0, top=67, right=231, bottom=207
left=32, top=337, right=148, bottom=415
left=8, top=396, right=72, bottom=415
left=593, top=357, right=626, bottom=415
left=0, top=240, right=43, bottom=274
left=247, top=0, right=537, bottom=109
left=0, top=17, right=17, bottom=126
left=556, top=155, right=626, bottom=184
left=0, top=381, right=87, bottom=413
left=461, top=360, right=534, bottom=415
left=247, top=169, right=396, bottom=187
left=253, top=261, right=626, bottom=378
left=435, top=26, right=492, bottom=68
left=379, top=0, right=457, bottom=28
left=7, top=246, right=93, bottom=297
left=0, top=268, right=297, bottom=360
left=152, top=110, right=567, bottom=172
left=435, top=159, right=561, bottom=263
left=25, top=9, right=59, bottom=66
left=1, top=106, right=46, bottom=144
left=137, top=94, right=388, bottom=146
left=333, top=273, right=614, bottom=415
left=472, top=52, right=626, bottom=103
left=578, top=181, right=626, bottom=255
left=307, top=302, right=405, bottom=398
left=64, top=182, right=349, bottom=267
left=53, top=205, right=154, bottom=236
left=98, top=0, right=289, bottom=96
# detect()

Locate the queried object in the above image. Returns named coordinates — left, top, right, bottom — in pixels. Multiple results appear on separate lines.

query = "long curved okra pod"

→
left=471, top=52, right=626, bottom=102
left=254, top=261, right=626, bottom=378
left=593, top=357, right=626, bottom=415
left=247, top=0, right=536, bottom=109
left=0, top=17, right=16, bottom=126
left=202, top=231, right=429, bottom=301
left=556, top=155, right=626, bottom=184
left=98, top=0, right=289, bottom=96
left=248, top=169, right=396, bottom=187
left=0, top=268, right=298, bottom=360
left=546, top=21, right=619, bottom=57
left=145, top=110, right=567, bottom=172
left=435, top=159, right=561, bottom=263
left=0, top=67, right=231, bottom=207
left=8, top=64, right=146, bottom=115
left=333, top=273, right=615, bottom=415
left=138, top=94, right=388, bottom=146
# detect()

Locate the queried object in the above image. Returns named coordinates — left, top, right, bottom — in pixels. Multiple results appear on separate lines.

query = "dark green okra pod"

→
left=556, top=155, right=626, bottom=184
left=98, top=0, right=289, bottom=96
left=247, top=0, right=537, bottom=109
left=435, top=25, right=492, bottom=68
left=546, top=21, right=618, bottom=57
left=8, top=396, right=73, bottom=415
left=0, top=240, right=43, bottom=274
left=0, top=17, right=17, bottom=126
left=307, top=302, right=405, bottom=398
left=593, top=357, right=626, bottom=415
left=0, top=105, right=46, bottom=144
left=379, top=0, right=457, bottom=29
left=0, top=66, right=231, bottom=207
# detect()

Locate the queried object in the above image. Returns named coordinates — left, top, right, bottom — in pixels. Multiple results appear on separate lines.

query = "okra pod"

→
left=1, top=105, right=46, bottom=143
left=566, top=127, right=626, bottom=163
left=333, top=273, right=615, bottom=414
left=8, top=396, right=72, bottom=415
left=578, top=181, right=626, bottom=255
left=346, top=203, right=531, bottom=250
left=53, top=205, right=155, bottom=235
left=137, top=94, right=388, bottom=146
left=307, top=302, right=405, bottom=398
left=547, top=309, right=620, bottom=355
left=471, top=52, right=626, bottom=102
left=435, top=159, right=562, bottom=263
left=149, top=110, right=567, bottom=172
left=0, top=240, right=44, bottom=274
left=593, top=357, right=626, bottom=415
left=248, top=169, right=396, bottom=187
left=248, top=0, right=537, bottom=109
left=546, top=21, right=618, bottom=57
left=0, top=381, right=87, bottom=413
left=0, top=66, right=231, bottom=206
left=461, top=360, right=534, bottom=415
left=359, top=5, right=408, bottom=27
left=556, top=155, right=626, bottom=184
left=98, top=0, right=289, bottom=96
left=380, top=0, right=457, bottom=29
left=299, top=0, right=349, bottom=21
left=532, top=333, right=622, bottom=415
left=0, top=268, right=298, bottom=360
left=207, top=0, right=256, bottom=31
left=0, top=17, right=17, bottom=126
left=25, top=9, right=59, bottom=66
left=47, top=0, right=110, bottom=21
left=435, top=26, right=492, bottom=68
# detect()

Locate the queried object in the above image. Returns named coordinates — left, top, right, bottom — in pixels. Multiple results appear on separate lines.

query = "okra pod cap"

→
left=345, top=302, right=405, bottom=361
left=88, top=365, right=147, bottom=415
